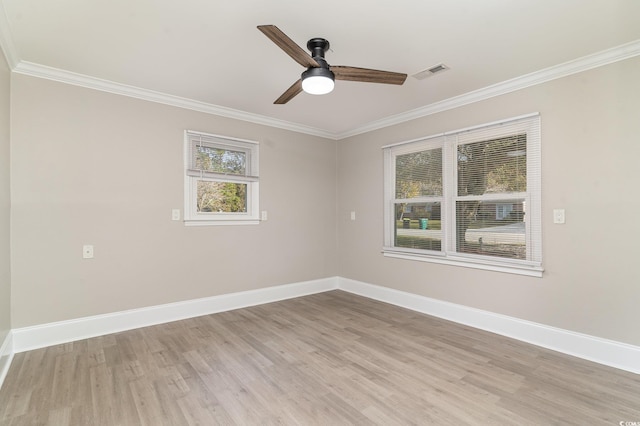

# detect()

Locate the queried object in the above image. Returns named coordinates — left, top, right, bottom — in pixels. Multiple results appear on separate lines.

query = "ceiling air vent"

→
left=412, top=63, right=450, bottom=80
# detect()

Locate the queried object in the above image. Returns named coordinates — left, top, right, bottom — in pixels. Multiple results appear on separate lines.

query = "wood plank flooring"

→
left=1, top=290, right=639, bottom=425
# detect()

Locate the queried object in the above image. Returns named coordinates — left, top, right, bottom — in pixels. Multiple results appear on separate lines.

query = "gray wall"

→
left=0, top=46, right=10, bottom=344
left=10, top=74, right=338, bottom=327
left=337, top=56, right=640, bottom=346
left=6, top=54, right=640, bottom=350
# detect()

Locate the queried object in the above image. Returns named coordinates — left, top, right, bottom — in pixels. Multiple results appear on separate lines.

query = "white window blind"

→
left=184, top=131, right=259, bottom=225
left=383, top=114, right=542, bottom=276
left=449, top=116, right=541, bottom=264
left=187, top=133, right=259, bottom=183
left=390, top=139, right=445, bottom=252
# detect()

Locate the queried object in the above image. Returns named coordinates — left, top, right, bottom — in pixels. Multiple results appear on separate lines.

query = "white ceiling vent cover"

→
left=413, top=63, right=450, bottom=80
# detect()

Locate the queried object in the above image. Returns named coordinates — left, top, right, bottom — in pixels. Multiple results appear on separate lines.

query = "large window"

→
left=184, top=130, right=259, bottom=225
left=383, top=114, right=542, bottom=276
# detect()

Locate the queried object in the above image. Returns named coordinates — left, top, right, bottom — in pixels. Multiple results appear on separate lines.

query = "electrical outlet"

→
left=553, top=209, right=565, bottom=224
left=261, top=211, right=268, bottom=221
left=350, top=211, right=356, bottom=221
left=171, top=209, right=181, bottom=221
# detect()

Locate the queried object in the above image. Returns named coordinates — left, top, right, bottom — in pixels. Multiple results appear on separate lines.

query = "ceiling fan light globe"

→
left=301, top=66, right=335, bottom=95
left=302, top=76, right=335, bottom=95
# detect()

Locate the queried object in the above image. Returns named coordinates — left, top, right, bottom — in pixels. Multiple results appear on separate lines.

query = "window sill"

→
left=382, top=248, right=543, bottom=278
left=185, top=220, right=260, bottom=226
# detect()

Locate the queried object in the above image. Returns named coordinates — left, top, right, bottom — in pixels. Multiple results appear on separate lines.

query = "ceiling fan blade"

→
left=274, top=79, right=303, bottom=104
left=258, top=25, right=319, bottom=68
left=332, top=66, right=407, bottom=85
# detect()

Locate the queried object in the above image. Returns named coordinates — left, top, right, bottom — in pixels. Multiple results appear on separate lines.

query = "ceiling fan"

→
left=257, top=25, right=408, bottom=104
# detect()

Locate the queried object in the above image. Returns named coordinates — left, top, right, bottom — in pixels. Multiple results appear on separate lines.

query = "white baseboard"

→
left=337, top=277, right=640, bottom=374
left=0, top=331, right=14, bottom=389
left=12, top=277, right=338, bottom=353
left=8, top=275, right=640, bottom=375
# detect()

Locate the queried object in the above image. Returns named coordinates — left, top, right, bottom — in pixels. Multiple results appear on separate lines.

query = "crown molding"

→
left=0, top=2, right=18, bottom=69
left=11, top=61, right=337, bottom=140
left=6, top=32, right=640, bottom=141
left=336, top=39, right=640, bottom=139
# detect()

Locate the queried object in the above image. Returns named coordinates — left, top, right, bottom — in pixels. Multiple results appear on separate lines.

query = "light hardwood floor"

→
left=1, top=290, right=639, bottom=425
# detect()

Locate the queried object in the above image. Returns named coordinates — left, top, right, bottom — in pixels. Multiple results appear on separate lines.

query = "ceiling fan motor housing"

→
left=302, top=65, right=334, bottom=81
left=307, top=38, right=330, bottom=60
left=302, top=37, right=335, bottom=94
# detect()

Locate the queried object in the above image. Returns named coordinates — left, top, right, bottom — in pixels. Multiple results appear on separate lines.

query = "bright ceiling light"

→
left=301, top=67, right=335, bottom=95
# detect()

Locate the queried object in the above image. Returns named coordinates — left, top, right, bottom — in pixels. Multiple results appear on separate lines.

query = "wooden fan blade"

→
left=258, top=25, right=319, bottom=68
left=332, top=66, right=407, bottom=85
left=274, top=79, right=303, bottom=104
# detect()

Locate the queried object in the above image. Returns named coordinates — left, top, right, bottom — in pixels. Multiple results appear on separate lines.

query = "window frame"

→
left=383, top=114, right=543, bottom=277
left=184, top=130, right=259, bottom=226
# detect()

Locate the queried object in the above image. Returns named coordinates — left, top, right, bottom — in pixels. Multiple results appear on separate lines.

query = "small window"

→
left=383, top=114, right=542, bottom=277
left=184, top=130, right=259, bottom=225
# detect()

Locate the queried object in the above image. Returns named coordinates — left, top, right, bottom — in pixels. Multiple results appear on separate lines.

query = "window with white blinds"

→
left=184, top=130, right=259, bottom=225
left=383, top=114, right=542, bottom=277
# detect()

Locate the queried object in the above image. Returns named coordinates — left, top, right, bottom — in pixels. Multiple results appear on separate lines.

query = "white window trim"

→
left=184, top=130, right=259, bottom=226
left=383, top=113, right=543, bottom=277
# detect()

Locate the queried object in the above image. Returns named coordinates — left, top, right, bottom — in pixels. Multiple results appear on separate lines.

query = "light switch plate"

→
left=350, top=211, right=356, bottom=221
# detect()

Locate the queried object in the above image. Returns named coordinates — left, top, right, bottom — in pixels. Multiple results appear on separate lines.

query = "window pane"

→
left=394, top=202, right=442, bottom=251
left=456, top=200, right=525, bottom=259
left=457, top=135, right=526, bottom=196
left=197, top=180, right=247, bottom=213
left=195, top=145, right=247, bottom=175
left=395, top=148, right=442, bottom=198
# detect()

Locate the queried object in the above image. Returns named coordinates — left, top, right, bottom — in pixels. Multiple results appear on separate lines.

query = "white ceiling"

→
left=1, top=0, right=640, bottom=138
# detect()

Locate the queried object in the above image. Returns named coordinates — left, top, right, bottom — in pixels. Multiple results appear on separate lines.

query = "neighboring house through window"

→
left=184, top=130, right=259, bottom=225
left=383, top=114, right=542, bottom=276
